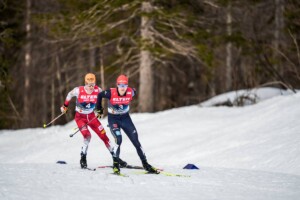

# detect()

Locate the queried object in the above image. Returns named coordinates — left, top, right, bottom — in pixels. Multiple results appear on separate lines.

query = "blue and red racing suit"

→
left=96, top=87, right=147, bottom=161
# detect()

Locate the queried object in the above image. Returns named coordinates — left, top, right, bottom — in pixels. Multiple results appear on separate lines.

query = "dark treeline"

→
left=0, top=0, right=299, bottom=129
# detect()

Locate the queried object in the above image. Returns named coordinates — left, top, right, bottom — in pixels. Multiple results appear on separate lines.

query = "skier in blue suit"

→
left=95, top=75, right=159, bottom=174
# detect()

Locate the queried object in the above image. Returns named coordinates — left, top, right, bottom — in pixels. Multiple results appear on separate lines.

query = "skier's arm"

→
left=96, top=89, right=111, bottom=111
left=60, top=87, right=79, bottom=113
left=64, top=87, right=79, bottom=106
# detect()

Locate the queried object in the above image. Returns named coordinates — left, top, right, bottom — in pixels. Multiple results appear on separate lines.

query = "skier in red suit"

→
left=60, top=73, right=126, bottom=169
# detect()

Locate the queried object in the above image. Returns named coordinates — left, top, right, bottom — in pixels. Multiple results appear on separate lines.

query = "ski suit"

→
left=96, top=87, right=147, bottom=161
left=64, top=85, right=113, bottom=154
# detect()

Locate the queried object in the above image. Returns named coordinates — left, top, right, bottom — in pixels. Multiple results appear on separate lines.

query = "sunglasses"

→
left=86, top=83, right=95, bottom=87
left=117, top=84, right=128, bottom=88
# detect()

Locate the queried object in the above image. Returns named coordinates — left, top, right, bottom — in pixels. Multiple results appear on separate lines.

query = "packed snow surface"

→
left=1, top=88, right=299, bottom=200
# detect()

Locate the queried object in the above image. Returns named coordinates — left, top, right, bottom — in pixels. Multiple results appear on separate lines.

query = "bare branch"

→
left=257, top=81, right=297, bottom=93
left=203, top=0, right=220, bottom=8
left=151, top=27, right=199, bottom=61
left=288, top=29, right=300, bottom=66
left=7, top=95, right=21, bottom=119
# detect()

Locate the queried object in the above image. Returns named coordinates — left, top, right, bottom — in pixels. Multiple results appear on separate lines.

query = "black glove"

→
left=95, top=108, right=103, bottom=119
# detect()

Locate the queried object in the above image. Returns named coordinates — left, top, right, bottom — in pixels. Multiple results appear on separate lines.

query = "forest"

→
left=0, top=0, right=299, bottom=129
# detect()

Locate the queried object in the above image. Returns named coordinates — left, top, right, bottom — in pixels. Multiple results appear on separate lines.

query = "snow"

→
left=199, top=87, right=296, bottom=106
left=0, top=88, right=300, bottom=200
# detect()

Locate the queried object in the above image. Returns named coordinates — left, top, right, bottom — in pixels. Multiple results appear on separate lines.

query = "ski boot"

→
left=142, top=160, right=159, bottom=174
left=112, top=157, right=120, bottom=174
left=118, top=158, right=127, bottom=168
left=80, top=153, right=87, bottom=169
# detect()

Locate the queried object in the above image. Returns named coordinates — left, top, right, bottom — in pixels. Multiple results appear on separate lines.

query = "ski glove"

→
left=95, top=108, right=103, bottom=119
left=132, top=88, right=137, bottom=95
left=60, top=105, right=68, bottom=113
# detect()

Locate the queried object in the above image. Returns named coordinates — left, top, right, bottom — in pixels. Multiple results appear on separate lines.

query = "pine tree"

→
left=42, top=0, right=209, bottom=112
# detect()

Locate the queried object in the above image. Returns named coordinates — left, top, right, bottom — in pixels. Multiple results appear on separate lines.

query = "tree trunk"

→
left=89, top=40, right=95, bottom=72
left=23, top=0, right=31, bottom=127
left=138, top=1, right=154, bottom=112
left=226, top=2, right=232, bottom=91
left=41, top=77, right=47, bottom=125
left=51, top=79, right=55, bottom=124
left=274, top=0, right=284, bottom=75
left=99, top=48, right=105, bottom=90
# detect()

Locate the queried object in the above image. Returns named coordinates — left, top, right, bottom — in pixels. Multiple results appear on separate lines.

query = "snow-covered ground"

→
left=0, top=88, right=300, bottom=200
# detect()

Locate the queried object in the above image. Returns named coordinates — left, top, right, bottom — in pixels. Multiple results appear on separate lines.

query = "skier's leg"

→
left=108, top=121, right=122, bottom=158
left=121, top=114, right=146, bottom=161
left=108, top=115, right=123, bottom=173
left=75, top=113, right=91, bottom=168
left=89, top=118, right=113, bottom=152
left=121, top=114, right=159, bottom=173
left=75, top=119, right=91, bottom=153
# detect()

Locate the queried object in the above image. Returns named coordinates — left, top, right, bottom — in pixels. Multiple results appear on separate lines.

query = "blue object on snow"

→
left=183, top=164, right=199, bottom=170
left=56, top=161, right=67, bottom=164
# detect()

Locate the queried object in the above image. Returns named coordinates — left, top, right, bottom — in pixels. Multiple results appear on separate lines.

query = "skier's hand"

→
left=132, top=88, right=137, bottom=96
left=95, top=108, right=103, bottom=119
left=60, top=105, right=68, bottom=113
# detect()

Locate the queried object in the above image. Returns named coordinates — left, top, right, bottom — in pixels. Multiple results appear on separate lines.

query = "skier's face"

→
left=117, top=84, right=128, bottom=95
left=85, top=83, right=95, bottom=93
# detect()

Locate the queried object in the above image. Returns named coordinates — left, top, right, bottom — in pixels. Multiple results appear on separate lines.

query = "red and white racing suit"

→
left=64, top=85, right=113, bottom=155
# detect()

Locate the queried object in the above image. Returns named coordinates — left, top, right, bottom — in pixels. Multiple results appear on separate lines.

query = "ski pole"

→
left=43, top=112, right=65, bottom=128
left=69, top=116, right=98, bottom=137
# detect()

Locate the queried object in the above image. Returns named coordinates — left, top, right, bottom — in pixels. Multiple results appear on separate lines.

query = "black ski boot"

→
left=142, top=160, right=159, bottom=174
left=80, top=153, right=87, bottom=169
left=113, top=157, right=120, bottom=174
left=118, top=158, right=127, bottom=168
